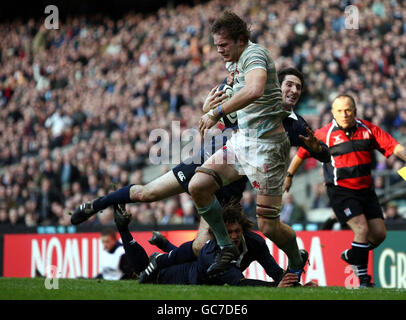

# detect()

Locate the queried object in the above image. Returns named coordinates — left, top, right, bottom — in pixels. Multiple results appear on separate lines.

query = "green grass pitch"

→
left=0, top=278, right=405, bottom=300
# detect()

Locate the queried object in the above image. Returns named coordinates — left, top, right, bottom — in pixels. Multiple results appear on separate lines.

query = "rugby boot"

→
left=359, top=274, right=375, bottom=288
left=206, top=245, right=240, bottom=277
left=341, top=249, right=358, bottom=274
left=70, top=200, right=98, bottom=225
left=148, top=231, right=169, bottom=251
left=284, top=249, right=309, bottom=285
left=138, top=252, right=164, bottom=284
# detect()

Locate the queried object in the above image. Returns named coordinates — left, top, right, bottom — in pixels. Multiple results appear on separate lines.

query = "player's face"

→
left=281, top=75, right=302, bottom=108
left=101, top=235, right=116, bottom=252
left=226, top=222, right=243, bottom=248
left=213, top=33, right=243, bottom=63
left=332, top=98, right=356, bottom=129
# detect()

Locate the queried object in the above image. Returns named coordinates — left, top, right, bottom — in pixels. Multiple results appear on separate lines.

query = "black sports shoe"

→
left=341, top=249, right=358, bottom=274
left=206, top=245, right=240, bottom=277
left=341, top=249, right=354, bottom=264
left=70, top=200, right=98, bottom=225
left=138, top=252, right=163, bottom=284
left=284, top=249, right=309, bottom=284
left=113, top=204, right=131, bottom=229
left=359, top=274, right=375, bottom=288
left=148, top=231, right=169, bottom=251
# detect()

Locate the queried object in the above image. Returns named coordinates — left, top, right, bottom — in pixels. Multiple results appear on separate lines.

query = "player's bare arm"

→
left=283, top=155, right=304, bottom=193
left=393, top=144, right=406, bottom=161
left=214, top=68, right=266, bottom=115
left=199, top=68, right=266, bottom=135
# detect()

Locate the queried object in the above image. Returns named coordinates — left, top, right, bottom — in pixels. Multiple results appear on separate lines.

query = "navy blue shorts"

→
left=172, top=160, right=248, bottom=205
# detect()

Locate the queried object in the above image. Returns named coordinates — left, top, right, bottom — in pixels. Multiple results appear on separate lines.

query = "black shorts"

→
left=326, top=185, right=384, bottom=224
left=172, top=160, right=248, bottom=205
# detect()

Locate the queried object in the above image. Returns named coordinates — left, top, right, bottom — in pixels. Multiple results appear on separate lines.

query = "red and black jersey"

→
left=297, top=119, right=399, bottom=190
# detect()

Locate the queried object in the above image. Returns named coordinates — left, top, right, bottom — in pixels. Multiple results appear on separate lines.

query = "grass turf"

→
left=0, top=277, right=405, bottom=300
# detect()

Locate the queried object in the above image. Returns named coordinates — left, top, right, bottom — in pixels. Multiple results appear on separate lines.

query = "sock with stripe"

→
left=162, top=239, right=178, bottom=253
left=346, top=241, right=369, bottom=277
left=196, top=197, right=233, bottom=248
left=93, top=184, right=134, bottom=212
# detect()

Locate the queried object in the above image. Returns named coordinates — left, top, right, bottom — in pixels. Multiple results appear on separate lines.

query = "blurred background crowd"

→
left=1, top=0, right=406, bottom=229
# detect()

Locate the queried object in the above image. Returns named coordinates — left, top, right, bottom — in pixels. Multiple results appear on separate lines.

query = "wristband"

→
left=217, top=105, right=224, bottom=117
left=286, top=172, right=294, bottom=178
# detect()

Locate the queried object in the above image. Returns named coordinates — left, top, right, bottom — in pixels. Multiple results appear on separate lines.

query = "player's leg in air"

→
left=71, top=168, right=185, bottom=225
left=112, top=204, right=149, bottom=276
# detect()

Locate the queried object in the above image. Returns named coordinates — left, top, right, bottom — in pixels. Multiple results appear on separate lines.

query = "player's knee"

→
left=256, top=204, right=281, bottom=220
left=188, top=175, right=205, bottom=199
left=371, top=229, right=386, bottom=246
left=130, top=185, right=154, bottom=202
left=189, top=169, right=220, bottom=200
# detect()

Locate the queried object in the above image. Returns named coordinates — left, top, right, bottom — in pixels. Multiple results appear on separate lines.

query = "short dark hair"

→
left=277, top=67, right=304, bottom=88
left=211, top=11, right=250, bottom=43
left=101, top=228, right=116, bottom=238
left=222, top=200, right=254, bottom=233
left=334, top=94, right=356, bottom=109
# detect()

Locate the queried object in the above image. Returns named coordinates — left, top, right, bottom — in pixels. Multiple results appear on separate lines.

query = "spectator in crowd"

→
left=36, top=178, right=63, bottom=225
left=311, top=182, right=330, bottom=209
left=384, top=201, right=406, bottom=225
left=280, top=193, right=307, bottom=225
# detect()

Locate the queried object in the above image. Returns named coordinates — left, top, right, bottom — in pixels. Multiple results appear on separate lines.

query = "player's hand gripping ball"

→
left=207, top=84, right=237, bottom=128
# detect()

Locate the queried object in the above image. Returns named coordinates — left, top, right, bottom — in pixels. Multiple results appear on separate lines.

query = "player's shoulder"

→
left=356, top=118, right=376, bottom=130
left=291, top=112, right=309, bottom=127
left=244, top=231, right=266, bottom=245
left=243, top=42, right=269, bottom=58
left=316, top=121, right=335, bottom=135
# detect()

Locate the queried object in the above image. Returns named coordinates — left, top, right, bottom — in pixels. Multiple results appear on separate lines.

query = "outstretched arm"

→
left=393, top=144, right=406, bottom=162
left=238, top=273, right=300, bottom=287
left=300, top=127, right=330, bottom=163
left=283, top=155, right=305, bottom=193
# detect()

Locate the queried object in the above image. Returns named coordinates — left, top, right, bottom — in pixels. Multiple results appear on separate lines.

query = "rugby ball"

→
left=207, top=83, right=238, bottom=128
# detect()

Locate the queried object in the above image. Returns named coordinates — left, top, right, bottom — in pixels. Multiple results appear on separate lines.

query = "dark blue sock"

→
left=117, top=224, right=149, bottom=274
left=157, top=241, right=195, bottom=268
left=163, top=240, right=178, bottom=253
left=93, top=184, right=134, bottom=212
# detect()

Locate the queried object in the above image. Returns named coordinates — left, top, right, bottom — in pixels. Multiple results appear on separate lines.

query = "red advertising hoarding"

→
left=3, top=230, right=372, bottom=286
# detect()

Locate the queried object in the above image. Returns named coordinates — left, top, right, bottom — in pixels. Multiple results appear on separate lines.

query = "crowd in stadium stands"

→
left=0, top=0, right=406, bottom=227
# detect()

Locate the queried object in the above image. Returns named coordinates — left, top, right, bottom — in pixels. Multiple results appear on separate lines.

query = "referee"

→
left=284, top=94, right=406, bottom=287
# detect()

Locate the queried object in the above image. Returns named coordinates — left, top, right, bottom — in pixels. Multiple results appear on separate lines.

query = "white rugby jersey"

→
left=100, top=243, right=125, bottom=280
left=226, top=42, right=289, bottom=138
